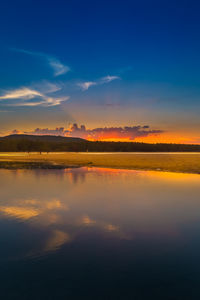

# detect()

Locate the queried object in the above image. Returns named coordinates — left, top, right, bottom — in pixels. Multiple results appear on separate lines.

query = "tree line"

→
left=0, top=136, right=200, bottom=152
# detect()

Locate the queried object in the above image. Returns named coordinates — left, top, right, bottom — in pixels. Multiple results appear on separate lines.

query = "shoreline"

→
left=0, top=152, right=200, bottom=174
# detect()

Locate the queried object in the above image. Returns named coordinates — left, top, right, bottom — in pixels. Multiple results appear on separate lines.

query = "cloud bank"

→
left=68, top=124, right=163, bottom=140
left=11, top=124, right=164, bottom=141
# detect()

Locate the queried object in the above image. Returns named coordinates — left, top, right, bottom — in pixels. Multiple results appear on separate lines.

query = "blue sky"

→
left=0, top=0, right=200, bottom=142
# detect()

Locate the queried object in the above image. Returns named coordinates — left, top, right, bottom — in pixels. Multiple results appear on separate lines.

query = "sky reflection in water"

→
left=0, top=167, right=200, bottom=299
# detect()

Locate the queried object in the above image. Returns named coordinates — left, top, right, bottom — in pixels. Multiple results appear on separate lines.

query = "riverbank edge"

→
left=0, top=159, right=200, bottom=175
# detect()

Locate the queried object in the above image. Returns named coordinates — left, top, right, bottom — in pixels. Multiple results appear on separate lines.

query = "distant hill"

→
left=0, top=134, right=200, bottom=152
left=0, top=134, right=87, bottom=152
left=0, top=134, right=85, bottom=143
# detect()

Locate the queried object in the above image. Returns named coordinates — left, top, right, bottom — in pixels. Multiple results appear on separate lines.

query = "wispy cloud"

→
left=32, top=81, right=62, bottom=94
left=47, top=58, right=69, bottom=76
left=100, top=75, right=120, bottom=83
left=0, top=87, right=69, bottom=107
left=78, top=75, right=120, bottom=91
left=0, top=88, right=42, bottom=100
left=77, top=81, right=97, bottom=91
left=11, top=48, right=70, bottom=77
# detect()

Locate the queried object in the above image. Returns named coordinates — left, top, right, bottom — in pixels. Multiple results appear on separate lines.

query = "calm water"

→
left=1, top=167, right=200, bottom=299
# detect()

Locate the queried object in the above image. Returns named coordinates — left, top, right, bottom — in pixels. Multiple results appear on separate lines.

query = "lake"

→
left=0, top=167, right=200, bottom=299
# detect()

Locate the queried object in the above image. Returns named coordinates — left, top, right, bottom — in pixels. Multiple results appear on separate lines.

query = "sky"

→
left=0, top=0, right=200, bottom=143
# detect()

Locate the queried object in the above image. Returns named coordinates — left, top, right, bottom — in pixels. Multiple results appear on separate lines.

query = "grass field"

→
left=0, top=152, right=200, bottom=174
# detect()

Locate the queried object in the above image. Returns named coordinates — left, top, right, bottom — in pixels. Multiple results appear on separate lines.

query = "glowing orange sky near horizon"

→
left=86, top=133, right=200, bottom=144
left=2, top=127, right=200, bottom=145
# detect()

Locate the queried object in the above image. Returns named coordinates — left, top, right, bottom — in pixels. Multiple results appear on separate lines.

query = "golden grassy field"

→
left=0, top=152, right=200, bottom=174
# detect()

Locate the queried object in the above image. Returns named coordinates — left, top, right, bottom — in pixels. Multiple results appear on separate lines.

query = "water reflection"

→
left=1, top=167, right=200, bottom=299
left=0, top=167, right=200, bottom=257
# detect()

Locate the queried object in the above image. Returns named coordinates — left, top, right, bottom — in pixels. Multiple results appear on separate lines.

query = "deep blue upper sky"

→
left=0, top=0, right=200, bottom=142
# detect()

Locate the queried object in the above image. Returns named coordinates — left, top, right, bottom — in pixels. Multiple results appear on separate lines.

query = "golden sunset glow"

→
left=87, top=132, right=199, bottom=144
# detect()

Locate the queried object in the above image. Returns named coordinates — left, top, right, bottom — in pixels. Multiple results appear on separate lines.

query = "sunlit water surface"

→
left=0, top=167, right=200, bottom=299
